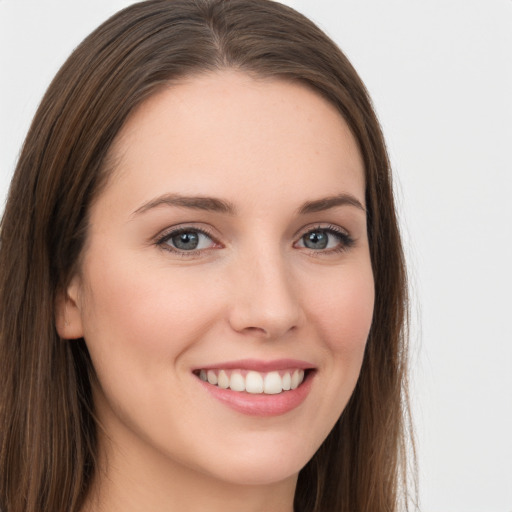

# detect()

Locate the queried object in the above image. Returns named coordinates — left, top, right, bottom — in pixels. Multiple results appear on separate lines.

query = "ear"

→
left=55, top=275, right=84, bottom=340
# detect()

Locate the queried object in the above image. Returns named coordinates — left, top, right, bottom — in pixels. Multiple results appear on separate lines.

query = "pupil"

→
left=173, top=232, right=199, bottom=250
left=304, top=231, right=328, bottom=249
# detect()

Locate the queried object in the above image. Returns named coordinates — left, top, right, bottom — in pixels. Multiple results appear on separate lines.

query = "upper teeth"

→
left=198, top=369, right=305, bottom=394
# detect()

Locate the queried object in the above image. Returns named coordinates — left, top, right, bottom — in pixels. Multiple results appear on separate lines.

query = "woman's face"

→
left=62, top=71, right=374, bottom=488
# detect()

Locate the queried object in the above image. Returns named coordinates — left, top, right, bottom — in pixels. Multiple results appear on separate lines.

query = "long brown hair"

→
left=0, top=1, right=415, bottom=511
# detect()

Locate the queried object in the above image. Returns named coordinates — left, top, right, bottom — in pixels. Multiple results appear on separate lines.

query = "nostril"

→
left=244, top=326, right=267, bottom=334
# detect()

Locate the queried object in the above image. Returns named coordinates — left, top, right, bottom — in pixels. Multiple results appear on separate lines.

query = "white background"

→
left=1, top=1, right=511, bottom=511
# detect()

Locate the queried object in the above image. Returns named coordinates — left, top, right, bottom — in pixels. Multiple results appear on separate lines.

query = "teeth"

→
left=246, top=371, right=264, bottom=393
left=263, top=371, right=283, bottom=394
left=282, top=372, right=291, bottom=391
left=218, top=370, right=229, bottom=389
left=198, top=368, right=306, bottom=394
left=290, top=369, right=304, bottom=390
left=229, top=372, right=245, bottom=392
left=290, top=370, right=299, bottom=390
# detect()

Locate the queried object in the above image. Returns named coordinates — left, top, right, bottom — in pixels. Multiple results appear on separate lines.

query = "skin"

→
left=57, top=71, right=375, bottom=512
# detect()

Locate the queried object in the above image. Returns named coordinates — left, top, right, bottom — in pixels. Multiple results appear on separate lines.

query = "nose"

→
left=227, top=248, right=303, bottom=340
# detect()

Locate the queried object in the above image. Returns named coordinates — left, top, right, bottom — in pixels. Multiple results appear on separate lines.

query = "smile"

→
left=193, top=359, right=315, bottom=416
left=197, top=368, right=306, bottom=394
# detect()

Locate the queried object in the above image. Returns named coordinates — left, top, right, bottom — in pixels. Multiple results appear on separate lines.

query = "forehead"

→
left=102, top=70, right=365, bottom=213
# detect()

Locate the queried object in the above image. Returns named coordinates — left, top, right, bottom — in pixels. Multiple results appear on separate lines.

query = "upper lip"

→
left=194, top=358, right=315, bottom=372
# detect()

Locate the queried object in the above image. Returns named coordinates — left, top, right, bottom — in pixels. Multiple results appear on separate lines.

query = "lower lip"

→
left=197, top=372, right=314, bottom=417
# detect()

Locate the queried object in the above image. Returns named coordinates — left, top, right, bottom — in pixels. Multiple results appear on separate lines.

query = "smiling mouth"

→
left=194, top=368, right=310, bottom=395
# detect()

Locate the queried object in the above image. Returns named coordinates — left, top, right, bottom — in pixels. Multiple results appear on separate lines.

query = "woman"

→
left=0, top=1, right=415, bottom=511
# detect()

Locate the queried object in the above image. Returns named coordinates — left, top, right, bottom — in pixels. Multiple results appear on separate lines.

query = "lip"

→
left=194, top=358, right=314, bottom=372
left=194, top=360, right=316, bottom=417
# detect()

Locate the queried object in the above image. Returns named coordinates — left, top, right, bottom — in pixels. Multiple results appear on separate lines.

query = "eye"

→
left=157, top=227, right=217, bottom=253
left=295, top=226, right=354, bottom=253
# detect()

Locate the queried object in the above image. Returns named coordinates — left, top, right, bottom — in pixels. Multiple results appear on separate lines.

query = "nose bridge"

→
left=228, top=240, right=301, bottom=339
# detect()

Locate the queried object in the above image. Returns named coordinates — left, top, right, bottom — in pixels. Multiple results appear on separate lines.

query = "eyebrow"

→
left=297, top=194, right=366, bottom=215
left=132, top=192, right=366, bottom=217
left=132, top=194, right=238, bottom=216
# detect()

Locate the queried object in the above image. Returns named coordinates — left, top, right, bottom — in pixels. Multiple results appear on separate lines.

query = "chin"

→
left=194, top=436, right=314, bottom=487
left=210, top=459, right=303, bottom=487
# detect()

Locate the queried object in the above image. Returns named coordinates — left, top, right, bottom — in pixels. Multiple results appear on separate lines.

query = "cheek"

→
left=316, top=269, right=375, bottom=336
left=79, top=254, right=224, bottom=371
left=309, top=264, right=375, bottom=357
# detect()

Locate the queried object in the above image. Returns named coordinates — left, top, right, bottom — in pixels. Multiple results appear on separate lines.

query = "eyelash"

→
left=295, top=224, right=355, bottom=255
left=155, top=226, right=218, bottom=257
left=155, top=224, right=355, bottom=257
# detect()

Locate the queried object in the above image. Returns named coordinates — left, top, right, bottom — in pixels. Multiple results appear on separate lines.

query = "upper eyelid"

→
left=155, top=224, right=217, bottom=241
left=155, top=222, right=348, bottom=238
left=293, top=223, right=350, bottom=240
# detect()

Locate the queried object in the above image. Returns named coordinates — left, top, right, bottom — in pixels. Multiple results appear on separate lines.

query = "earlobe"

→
left=55, top=276, right=84, bottom=340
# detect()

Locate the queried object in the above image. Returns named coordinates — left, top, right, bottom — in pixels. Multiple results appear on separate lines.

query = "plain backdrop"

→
left=1, top=1, right=511, bottom=511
